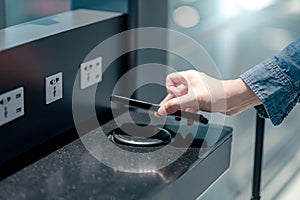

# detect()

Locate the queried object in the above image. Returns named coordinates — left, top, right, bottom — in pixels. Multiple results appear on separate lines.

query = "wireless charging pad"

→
left=109, top=124, right=172, bottom=147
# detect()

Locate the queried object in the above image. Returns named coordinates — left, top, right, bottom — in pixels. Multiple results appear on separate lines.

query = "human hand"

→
left=156, top=70, right=261, bottom=119
left=156, top=70, right=227, bottom=117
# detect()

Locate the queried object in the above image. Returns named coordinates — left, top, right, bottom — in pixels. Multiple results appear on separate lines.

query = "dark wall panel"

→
left=0, top=15, right=127, bottom=166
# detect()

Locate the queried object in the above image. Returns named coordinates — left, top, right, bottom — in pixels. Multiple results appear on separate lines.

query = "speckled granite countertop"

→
left=0, top=111, right=232, bottom=200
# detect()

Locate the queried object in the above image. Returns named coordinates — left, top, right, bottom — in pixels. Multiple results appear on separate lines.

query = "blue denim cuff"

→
left=254, top=104, right=269, bottom=119
left=240, top=58, right=298, bottom=126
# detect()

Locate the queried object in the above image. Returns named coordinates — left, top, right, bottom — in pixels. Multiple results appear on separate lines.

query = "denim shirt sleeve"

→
left=239, top=37, right=300, bottom=126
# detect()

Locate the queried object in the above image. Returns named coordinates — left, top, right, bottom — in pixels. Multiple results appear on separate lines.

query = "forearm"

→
left=235, top=38, right=300, bottom=126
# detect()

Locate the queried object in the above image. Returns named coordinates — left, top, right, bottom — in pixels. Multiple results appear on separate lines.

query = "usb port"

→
left=16, top=107, right=22, bottom=113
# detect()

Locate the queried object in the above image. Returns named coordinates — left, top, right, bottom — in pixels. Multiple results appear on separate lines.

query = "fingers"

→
left=154, top=94, right=174, bottom=117
left=156, top=71, right=200, bottom=118
left=155, top=73, right=189, bottom=117
left=167, top=84, right=188, bottom=97
left=158, top=93, right=196, bottom=116
left=159, top=94, right=174, bottom=106
left=156, top=101, right=198, bottom=126
left=159, top=98, right=181, bottom=115
left=166, top=72, right=187, bottom=87
left=166, top=73, right=188, bottom=96
left=156, top=97, right=179, bottom=117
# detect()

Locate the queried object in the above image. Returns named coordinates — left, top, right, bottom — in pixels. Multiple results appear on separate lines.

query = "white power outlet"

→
left=45, top=72, right=63, bottom=104
left=0, top=87, right=25, bottom=127
left=80, top=57, right=102, bottom=89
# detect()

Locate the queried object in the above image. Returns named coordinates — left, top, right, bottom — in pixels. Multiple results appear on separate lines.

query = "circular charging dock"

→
left=109, top=124, right=172, bottom=147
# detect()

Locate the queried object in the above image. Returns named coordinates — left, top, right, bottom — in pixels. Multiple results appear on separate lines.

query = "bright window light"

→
left=219, top=0, right=275, bottom=18
left=179, top=0, right=197, bottom=3
left=238, top=0, right=275, bottom=11
left=219, top=0, right=240, bottom=18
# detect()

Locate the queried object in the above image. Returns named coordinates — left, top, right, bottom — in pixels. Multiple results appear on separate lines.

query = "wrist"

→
left=224, top=78, right=261, bottom=115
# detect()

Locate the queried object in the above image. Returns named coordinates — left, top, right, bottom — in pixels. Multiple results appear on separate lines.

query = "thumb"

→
left=158, top=94, right=196, bottom=115
left=167, top=84, right=187, bottom=97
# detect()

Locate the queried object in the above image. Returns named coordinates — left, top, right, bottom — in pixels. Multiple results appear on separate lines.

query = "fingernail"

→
left=158, top=106, right=167, bottom=115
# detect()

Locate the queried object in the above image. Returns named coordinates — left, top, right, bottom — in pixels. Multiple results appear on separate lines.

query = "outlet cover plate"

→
left=45, top=72, right=63, bottom=105
left=80, top=57, right=102, bottom=89
left=0, top=87, right=25, bottom=127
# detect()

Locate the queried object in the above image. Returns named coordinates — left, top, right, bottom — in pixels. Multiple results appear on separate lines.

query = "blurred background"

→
left=2, top=0, right=300, bottom=199
left=167, top=0, right=300, bottom=200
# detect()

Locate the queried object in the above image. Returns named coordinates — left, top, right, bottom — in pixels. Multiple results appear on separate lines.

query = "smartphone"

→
left=110, top=95, right=208, bottom=124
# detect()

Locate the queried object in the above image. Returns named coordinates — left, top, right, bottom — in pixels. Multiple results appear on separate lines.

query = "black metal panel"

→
left=71, top=0, right=169, bottom=103
left=131, top=0, right=168, bottom=103
left=0, top=14, right=127, bottom=167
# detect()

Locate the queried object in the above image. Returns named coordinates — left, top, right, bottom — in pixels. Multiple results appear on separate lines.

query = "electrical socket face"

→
left=45, top=72, right=63, bottom=104
left=80, top=57, right=102, bottom=89
left=0, top=87, right=25, bottom=127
